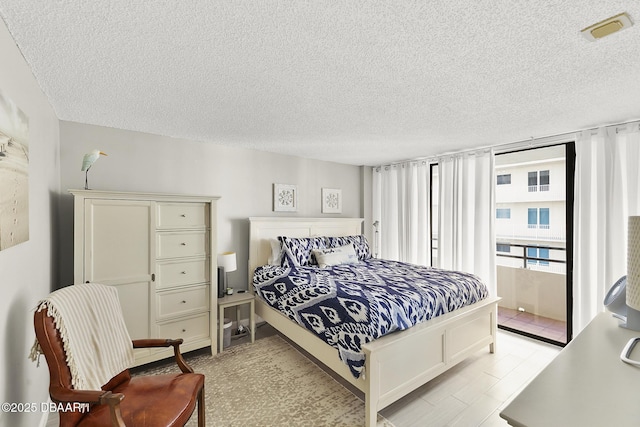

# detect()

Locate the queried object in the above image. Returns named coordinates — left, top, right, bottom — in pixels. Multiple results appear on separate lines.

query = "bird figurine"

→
left=81, top=149, right=107, bottom=189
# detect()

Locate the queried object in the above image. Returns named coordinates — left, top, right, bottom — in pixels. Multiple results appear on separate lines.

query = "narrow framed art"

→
left=322, top=188, right=342, bottom=213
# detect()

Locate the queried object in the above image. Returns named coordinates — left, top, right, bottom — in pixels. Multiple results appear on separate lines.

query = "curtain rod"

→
left=374, top=118, right=640, bottom=170
left=493, top=118, right=640, bottom=154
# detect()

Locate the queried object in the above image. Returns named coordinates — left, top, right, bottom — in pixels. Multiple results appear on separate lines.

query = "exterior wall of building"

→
left=495, top=157, right=567, bottom=273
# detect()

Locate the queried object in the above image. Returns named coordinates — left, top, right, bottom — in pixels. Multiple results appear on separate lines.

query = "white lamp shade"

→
left=218, top=252, right=237, bottom=273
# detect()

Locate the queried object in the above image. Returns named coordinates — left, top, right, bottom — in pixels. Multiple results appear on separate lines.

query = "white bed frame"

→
left=249, top=217, right=499, bottom=427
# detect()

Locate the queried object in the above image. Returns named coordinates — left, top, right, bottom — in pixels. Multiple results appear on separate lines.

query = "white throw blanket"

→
left=30, top=283, right=135, bottom=390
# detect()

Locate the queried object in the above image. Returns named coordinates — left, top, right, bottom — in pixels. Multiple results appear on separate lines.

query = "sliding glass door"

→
left=494, top=143, right=574, bottom=345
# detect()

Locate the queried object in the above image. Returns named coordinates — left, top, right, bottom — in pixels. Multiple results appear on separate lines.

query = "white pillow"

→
left=312, top=244, right=359, bottom=268
left=267, top=238, right=283, bottom=266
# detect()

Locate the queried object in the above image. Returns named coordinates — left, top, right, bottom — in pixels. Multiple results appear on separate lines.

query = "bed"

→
left=248, top=217, right=499, bottom=427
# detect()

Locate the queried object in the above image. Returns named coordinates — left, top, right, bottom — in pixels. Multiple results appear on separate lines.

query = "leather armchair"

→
left=34, top=306, right=205, bottom=426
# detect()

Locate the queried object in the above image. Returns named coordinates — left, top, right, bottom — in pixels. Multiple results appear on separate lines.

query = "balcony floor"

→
left=498, top=306, right=567, bottom=343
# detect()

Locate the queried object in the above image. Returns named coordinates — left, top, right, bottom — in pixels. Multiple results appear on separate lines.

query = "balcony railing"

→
left=526, top=184, right=550, bottom=192
left=496, top=241, right=567, bottom=342
left=496, top=242, right=566, bottom=274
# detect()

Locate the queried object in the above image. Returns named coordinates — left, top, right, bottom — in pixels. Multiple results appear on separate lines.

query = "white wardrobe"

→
left=70, top=190, right=219, bottom=365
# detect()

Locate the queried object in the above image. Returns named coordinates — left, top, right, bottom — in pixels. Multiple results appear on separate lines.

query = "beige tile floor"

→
left=376, top=329, right=560, bottom=427
left=48, top=323, right=560, bottom=427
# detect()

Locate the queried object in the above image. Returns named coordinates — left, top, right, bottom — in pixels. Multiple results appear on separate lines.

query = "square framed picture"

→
left=273, top=184, right=297, bottom=212
left=322, top=188, right=342, bottom=213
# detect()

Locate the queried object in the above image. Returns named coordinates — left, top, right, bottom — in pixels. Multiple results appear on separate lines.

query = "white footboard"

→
left=362, top=297, right=498, bottom=426
left=255, top=296, right=499, bottom=427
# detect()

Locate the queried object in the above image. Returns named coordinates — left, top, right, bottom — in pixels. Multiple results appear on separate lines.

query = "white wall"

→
left=58, top=121, right=364, bottom=290
left=0, top=19, right=61, bottom=427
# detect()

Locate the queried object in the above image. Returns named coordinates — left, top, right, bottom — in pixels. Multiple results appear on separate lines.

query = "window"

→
left=430, top=163, right=439, bottom=266
left=539, top=248, right=550, bottom=266
left=528, top=207, right=550, bottom=229
left=528, top=208, right=538, bottom=228
left=496, top=208, right=511, bottom=219
left=528, top=171, right=538, bottom=192
left=497, top=243, right=511, bottom=253
left=540, top=170, right=550, bottom=191
left=540, top=208, right=550, bottom=229
left=529, top=170, right=550, bottom=192
left=497, top=174, right=511, bottom=185
left=494, top=142, right=574, bottom=345
left=527, top=247, right=550, bottom=267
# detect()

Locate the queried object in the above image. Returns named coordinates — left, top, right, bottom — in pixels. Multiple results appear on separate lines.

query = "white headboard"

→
left=248, top=217, right=364, bottom=286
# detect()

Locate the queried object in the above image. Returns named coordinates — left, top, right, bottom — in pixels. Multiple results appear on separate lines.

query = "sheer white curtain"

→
left=372, top=161, right=430, bottom=265
left=573, top=124, right=640, bottom=333
left=438, top=150, right=496, bottom=295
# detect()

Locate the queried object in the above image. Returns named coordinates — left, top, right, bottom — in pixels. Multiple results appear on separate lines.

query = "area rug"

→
left=137, top=335, right=395, bottom=427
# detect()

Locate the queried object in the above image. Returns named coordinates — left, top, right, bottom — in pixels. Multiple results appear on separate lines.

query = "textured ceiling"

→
left=1, top=1, right=640, bottom=166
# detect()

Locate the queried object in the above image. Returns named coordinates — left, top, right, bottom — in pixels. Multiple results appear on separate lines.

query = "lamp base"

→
left=620, top=306, right=640, bottom=331
left=217, top=267, right=227, bottom=299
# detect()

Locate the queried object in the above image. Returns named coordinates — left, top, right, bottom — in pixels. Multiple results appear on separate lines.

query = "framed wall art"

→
left=322, top=188, right=342, bottom=214
left=273, top=183, right=297, bottom=212
left=0, top=90, right=29, bottom=251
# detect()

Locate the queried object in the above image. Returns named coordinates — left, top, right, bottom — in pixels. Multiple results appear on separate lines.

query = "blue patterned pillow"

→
left=327, top=235, right=371, bottom=261
left=278, top=236, right=328, bottom=267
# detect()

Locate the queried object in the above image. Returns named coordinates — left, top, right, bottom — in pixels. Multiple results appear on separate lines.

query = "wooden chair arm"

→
left=132, top=338, right=183, bottom=348
left=132, top=338, right=194, bottom=373
left=49, top=388, right=126, bottom=427
left=49, top=386, right=119, bottom=404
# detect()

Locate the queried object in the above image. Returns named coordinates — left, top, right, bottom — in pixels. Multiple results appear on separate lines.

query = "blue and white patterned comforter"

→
left=253, top=259, right=488, bottom=378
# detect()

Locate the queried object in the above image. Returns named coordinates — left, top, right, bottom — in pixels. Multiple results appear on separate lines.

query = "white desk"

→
left=500, top=313, right=640, bottom=427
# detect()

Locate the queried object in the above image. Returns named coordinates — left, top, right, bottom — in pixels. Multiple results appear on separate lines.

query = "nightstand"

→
left=217, top=292, right=255, bottom=352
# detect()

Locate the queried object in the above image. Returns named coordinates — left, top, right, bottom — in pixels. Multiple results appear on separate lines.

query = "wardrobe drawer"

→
left=156, top=285, right=209, bottom=320
left=156, top=258, right=209, bottom=289
left=156, top=202, right=208, bottom=229
left=158, top=313, right=209, bottom=342
left=157, top=231, right=207, bottom=259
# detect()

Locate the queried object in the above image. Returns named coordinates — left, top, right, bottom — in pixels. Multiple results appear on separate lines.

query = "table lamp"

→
left=217, top=252, right=237, bottom=298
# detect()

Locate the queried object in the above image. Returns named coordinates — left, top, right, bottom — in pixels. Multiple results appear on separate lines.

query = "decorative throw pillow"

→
left=267, top=239, right=283, bottom=266
left=278, top=236, right=327, bottom=267
left=327, top=235, right=371, bottom=260
left=312, top=244, right=359, bottom=268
